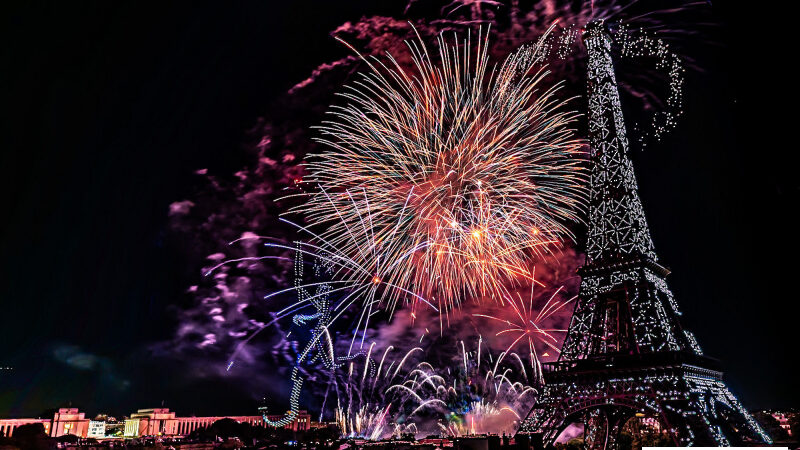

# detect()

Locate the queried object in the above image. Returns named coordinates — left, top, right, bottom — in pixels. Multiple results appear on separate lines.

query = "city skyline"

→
left=1, top=0, right=797, bottom=438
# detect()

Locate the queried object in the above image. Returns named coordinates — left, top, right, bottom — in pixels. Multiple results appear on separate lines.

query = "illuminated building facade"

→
left=122, top=408, right=312, bottom=438
left=51, top=408, right=89, bottom=438
left=87, top=420, right=106, bottom=438
left=0, top=418, right=52, bottom=437
left=770, top=411, right=793, bottom=436
left=0, top=408, right=87, bottom=438
left=2, top=407, right=311, bottom=439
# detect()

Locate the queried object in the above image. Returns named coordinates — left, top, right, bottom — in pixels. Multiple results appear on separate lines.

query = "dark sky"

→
left=1, top=1, right=797, bottom=419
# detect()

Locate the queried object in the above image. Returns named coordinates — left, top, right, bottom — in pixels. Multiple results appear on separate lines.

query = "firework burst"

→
left=474, top=271, right=575, bottom=384
left=333, top=339, right=538, bottom=439
left=289, top=28, right=587, bottom=316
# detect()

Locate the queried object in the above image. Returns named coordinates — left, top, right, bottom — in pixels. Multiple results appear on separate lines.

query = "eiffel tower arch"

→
left=516, top=21, right=771, bottom=448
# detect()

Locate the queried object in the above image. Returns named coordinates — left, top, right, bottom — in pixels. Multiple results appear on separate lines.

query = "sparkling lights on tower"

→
left=516, top=21, right=771, bottom=448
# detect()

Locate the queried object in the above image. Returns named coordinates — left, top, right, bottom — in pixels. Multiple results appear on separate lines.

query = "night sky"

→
left=1, top=1, right=797, bottom=419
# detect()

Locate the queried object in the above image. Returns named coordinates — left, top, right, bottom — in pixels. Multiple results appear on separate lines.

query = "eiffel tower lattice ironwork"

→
left=516, top=21, right=771, bottom=449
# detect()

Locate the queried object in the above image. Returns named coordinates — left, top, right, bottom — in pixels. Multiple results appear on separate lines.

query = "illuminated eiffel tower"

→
left=516, top=21, right=771, bottom=449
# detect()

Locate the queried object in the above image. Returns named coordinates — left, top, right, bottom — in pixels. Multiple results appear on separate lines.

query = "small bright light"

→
left=532, top=227, right=539, bottom=235
left=471, top=229, right=481, bottom=239
left=372, top=276, right=381, bottom=284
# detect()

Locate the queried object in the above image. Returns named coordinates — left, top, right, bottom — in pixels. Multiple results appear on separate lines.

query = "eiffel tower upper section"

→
left=558, top=21, right=700, bottom=360
left=584, top=23, right=656, bottom=267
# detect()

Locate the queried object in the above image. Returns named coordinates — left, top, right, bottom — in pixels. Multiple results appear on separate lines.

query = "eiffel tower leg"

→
left=516, top=388, right=565, bottom=447
left=584, top=408, right=608, bottom=450
left=584, top=408, right=632, bottom=450
left=715, top=385, right=772, bottom=443
left=605, top=409, right=632, bottom=450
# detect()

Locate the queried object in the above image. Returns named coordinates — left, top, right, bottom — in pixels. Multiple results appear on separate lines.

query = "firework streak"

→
left=334, top=340, right=538, bottom=439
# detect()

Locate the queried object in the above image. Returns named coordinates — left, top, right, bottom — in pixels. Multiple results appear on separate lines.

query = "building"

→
left=309, top=420, right=337, bottom=430
left=87, top=420, right=107, bottom=439
left=264, top=410, right=312, bottom=432
left=770, top=411, right=793, bottom=436
left=0, top=418, right=51, bottom=437
left=3, top=406, right=312, bottom=440
left=106, top=421, right=125, bottom=437
left=124, top=408, right=178, bottom=437
left=2, top=407, right=313, bottom=439
left=87, top=416, right=124, bottom=439
left=122, top=408, right=312, bottom=438
left=0, top=408, right=88, bottom=438
left=51, top=408, right=89, bottom=437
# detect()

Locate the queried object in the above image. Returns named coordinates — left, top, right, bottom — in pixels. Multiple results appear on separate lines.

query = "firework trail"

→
left=287, top=27, right=587, bottom=318
left=334, top=339, right=538, bottom=439
left=473, top=270, right=576, bottom=384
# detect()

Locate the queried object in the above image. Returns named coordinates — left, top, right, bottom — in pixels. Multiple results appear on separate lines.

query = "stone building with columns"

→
left=2, top=406, right=311, bottom=439
left=0, top=408, right=88, bottom=438
left=122, top=407, right=312, bottom=438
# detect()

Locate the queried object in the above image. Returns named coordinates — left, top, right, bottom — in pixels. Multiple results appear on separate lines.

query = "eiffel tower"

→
left=516, top=21, right=771, bottom=449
